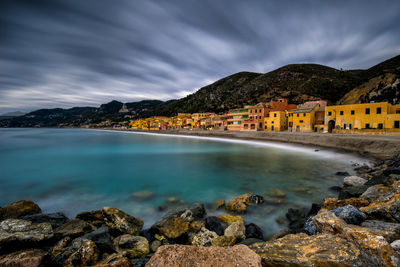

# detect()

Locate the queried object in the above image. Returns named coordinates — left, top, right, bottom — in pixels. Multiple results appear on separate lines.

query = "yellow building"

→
left=264, top=111, right=288, bottom=131
left=288, top=103, right=321, bottom=132
left=325, top=102, right=400, bottom=133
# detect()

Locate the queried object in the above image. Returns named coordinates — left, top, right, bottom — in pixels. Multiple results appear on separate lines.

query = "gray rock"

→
left=224, top=221, right=246, bottom=241
left=113, top=234, right=149, bottom=259
left=150, top=240, right=161, bottom=252
left=205, top=216, right=224, bottom=236
left=343, top=176, right=367, bottom=187
left=390, top=203, right=400, bottom=223
left=361, top=220, right=400, bottom=243
left=391, top=240, right=400, bottom=254
left=0, top=219, right=53, bottom=253
left=338, top=185, right=369, bottom=200
left=331, top=205, right=366, bottom=225
left=102, top=207, right=144, bottom=236
left=191, top=227, right=218, bottom=247
left=304, top=217, right=317, bottom=235
left=82, top=225, right=114, bottom=253
left=162, top=203, right=206, bottom=221
left=21, top=212, right=69, bottom=228
left=360, top=184, right=393, bottom=202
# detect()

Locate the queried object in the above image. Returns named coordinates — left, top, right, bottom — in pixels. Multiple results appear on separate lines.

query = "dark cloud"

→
left=0, top=0, right=399, bottom=113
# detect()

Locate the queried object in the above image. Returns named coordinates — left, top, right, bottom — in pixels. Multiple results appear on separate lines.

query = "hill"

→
left=1, top=54, right=399, bottom=127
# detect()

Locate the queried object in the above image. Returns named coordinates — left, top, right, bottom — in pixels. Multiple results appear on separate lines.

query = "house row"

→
left=129, top=99, right=400, bottom=134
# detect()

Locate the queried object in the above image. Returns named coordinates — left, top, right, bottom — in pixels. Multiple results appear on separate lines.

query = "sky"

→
left=0, top=0, right=400, bottom=114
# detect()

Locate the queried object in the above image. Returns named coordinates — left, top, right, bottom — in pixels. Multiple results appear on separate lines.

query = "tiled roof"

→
left=292, top=103, right=318, bottom=113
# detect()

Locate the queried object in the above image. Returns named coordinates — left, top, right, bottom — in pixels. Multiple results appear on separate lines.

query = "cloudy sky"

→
left=0, top=0, right=399, bottom=113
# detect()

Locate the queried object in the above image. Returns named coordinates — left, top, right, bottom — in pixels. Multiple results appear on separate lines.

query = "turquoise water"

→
left=0, top=128, right=367, bottom=235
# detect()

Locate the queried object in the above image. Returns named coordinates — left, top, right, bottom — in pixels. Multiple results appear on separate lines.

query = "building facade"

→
left=288, top=101, right=326, bottom=132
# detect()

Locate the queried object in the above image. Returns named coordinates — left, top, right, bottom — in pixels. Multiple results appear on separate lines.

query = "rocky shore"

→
left=1, top=155, right=400, bottom=266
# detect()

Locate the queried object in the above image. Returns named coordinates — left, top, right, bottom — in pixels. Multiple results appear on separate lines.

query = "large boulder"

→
left=361, top=220, right=400, bottom=243
left=313, top=210, right=400, bottom=266
left=225, top=193, right=251, bottom=214
left=360, top=192, right=400, bottom=222
left=321, top=197, right=370, bottom=210
left=360, top=184, right=393, bottom=202
left=0, top=200, right=41, bottom=220
left=113, top=234, right=149, bottom=259
left=50, top=237, right=99, bottom=267
left=191, top=227, right=218, bottom=247
left=0, top=219, right=54, bottom=253
left=343, top=176, right=367, bottom=187
left=145, top=244, right=261, bottom=267
left=151, top=216, right=190, bottom=239
left=21, top=212, right=69, bottom=228
left=331, top=205, right=366, bottom=225
left=250, top=233, right=362, bottom=266
left=0, top=249, right=48, bottom=267
left=54, top=219, right=95, bottom=239
left=224, top=221, right=246, bottom=241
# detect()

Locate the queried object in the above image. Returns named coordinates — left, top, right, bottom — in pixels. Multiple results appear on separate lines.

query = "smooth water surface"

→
left=0, top=128, right=367, bottom=235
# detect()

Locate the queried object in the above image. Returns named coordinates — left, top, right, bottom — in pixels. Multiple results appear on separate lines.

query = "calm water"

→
left=0, top=128, right=367, bottom=236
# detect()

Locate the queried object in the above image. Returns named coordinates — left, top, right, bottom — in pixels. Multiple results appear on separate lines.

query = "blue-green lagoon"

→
left=0, top=128, right=368, bottom=236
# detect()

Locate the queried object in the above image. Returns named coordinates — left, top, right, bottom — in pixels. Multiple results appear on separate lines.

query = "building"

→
left=264, top=111, right=288, bottom=131
left=288, top=100, right=326, bottom=132
left=228, top=99, right=297, bottom=131
left=325, top=102, right=400, bottom=133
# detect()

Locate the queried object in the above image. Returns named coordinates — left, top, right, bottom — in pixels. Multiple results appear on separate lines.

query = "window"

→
left=397, top=110, right=400, bottom=114
left=289, top=122, right=293, bottom=127
left=345, top=124, right=352, bottom=129
left=340, top=111, right=343, bottom=115
left=250, top=110, right=252, bottom=113
left=259, top=123, right=262, bottom=128
left=265, top=126, right=267, bottom=129
left=303, top=113, right=306, bottom=117
left=300, top=120, right=304, bottom=123
left=365, top=123, right=370, bottom=129
left=351, top=110, right=355, bottom=115
left=366, top=108, right=370, bottom=114
left=255, top=109, right=257, bottom=113
left=327, top=111, right=332, bottom=116
left=274, top=113, right=277, bottom=117
left=395, top=121, right=400, bottom=129
left=289, top=113, right=293, bottom=117
left=377, top=107, right=381, bottom=114
left=297, top=114, right=299, bottom=117
left=250, top=116, right=253, bottom=119
left=271, top=121, right=274, bottom=124
left=259, top=109, right=262, bottom=113
left=378, top=123, right=383, bottom=129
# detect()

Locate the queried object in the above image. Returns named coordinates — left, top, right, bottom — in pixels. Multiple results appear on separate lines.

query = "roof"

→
left=292, top=103, right=319, bottom=113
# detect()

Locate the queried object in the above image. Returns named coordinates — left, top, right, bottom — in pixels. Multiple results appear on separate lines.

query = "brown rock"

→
left=250, top=233, right=362, bottom=266
left=0, top=249, right=47, bottom=267
left=191, top=227, right=218, bottom=247
left=93, top=253, right=131, bottom=267
left=145, top=244, right=261, bottom=267
left=212, top=236, right=236, bottom=247
left=151, top=216, right=190, bottom=239
left=54, top=219, right=95, bottom=238
left=360, top=192, right=400, bottom=222
left=225, top=193, right=251, bottom=214
left=218, top=214, right=244, bottom=225
left=113, top=234, right=149, bottom=259
left=0, top=200, right=41, bottom=220
left=321, top=197, right=370, bottom=210
left=313, top=210, right=400, bottom=266
left=224, top=221, right=246, bottom=241
left=213, top=199, right=225, bottom=210
left=50, top=237, right=99, bottom=267
left=76, top=210, right=104, bottom=227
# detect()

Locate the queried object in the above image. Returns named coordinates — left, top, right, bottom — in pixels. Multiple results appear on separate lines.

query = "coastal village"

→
left=129, top=99, right=400, bottom=134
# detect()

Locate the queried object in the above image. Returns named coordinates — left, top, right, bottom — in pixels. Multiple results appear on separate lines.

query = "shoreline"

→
left=99, top=127, right=400, bottom=161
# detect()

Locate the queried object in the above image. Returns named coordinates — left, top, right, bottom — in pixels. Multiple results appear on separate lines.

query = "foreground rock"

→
left=250, top=233, right=362, bottom=266
left=145, top=244, right=261, bottom=267
left=0, top=219, right=54, bottom=253
left=113, top=234, right=149, bottom=259
left=0, top=200, right=41, bottom=220
left=50, top=237, right=99, bottom=266
left=360, top=192, right=400, bottom=222
left=331, top=205, right=366, bottom=225
left=313, top=210, right=400, bottom=266
left=0, top=249, right=48, bottom=267
left=360, top=184, right=393, bottom=202
left=361, top=220, right=400, bottom=243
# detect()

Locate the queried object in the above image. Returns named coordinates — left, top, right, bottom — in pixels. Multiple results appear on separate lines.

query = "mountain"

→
left=0, top=111, right=26, bottom=121
left=338, top=55, right=400, bottom=105
left=1, top=54, right=399, bottom=127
